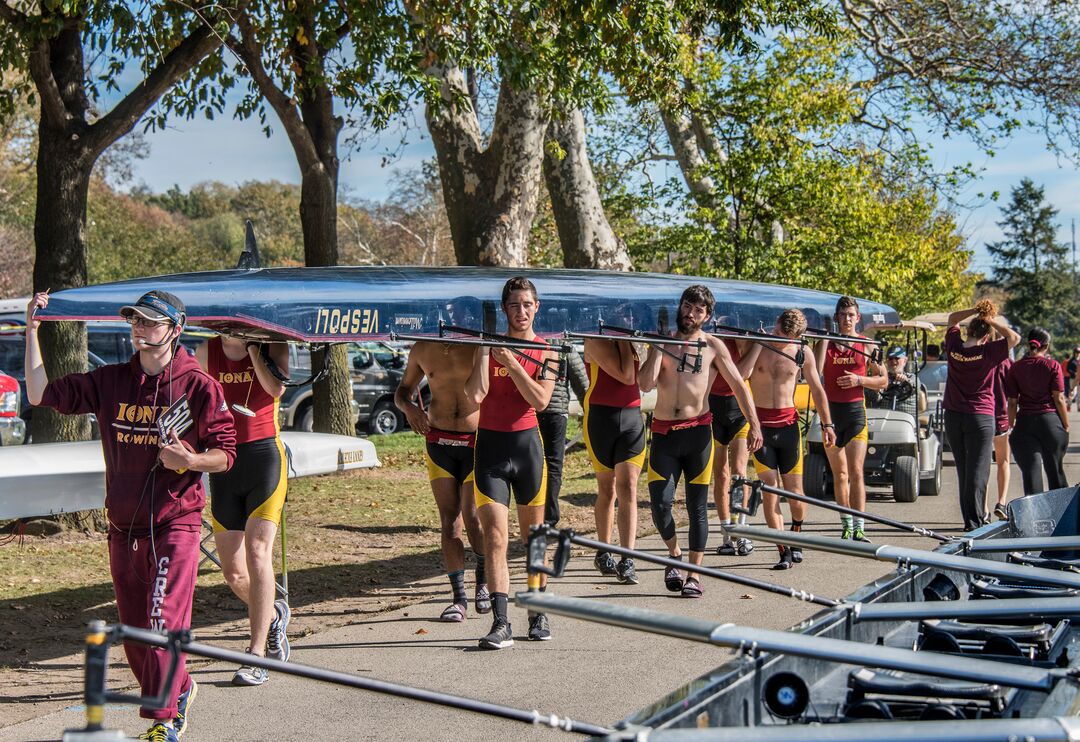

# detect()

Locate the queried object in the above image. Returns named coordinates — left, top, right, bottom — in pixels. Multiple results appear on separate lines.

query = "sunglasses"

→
left=126, top=317, right=170, bottom=329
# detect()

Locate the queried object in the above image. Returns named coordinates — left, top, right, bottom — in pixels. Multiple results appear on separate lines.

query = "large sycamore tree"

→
left=415, top=0, right=832, bottom=267
left=218, top=1, right=490, bottom=433
left=0, top=0, right=239, bottom=442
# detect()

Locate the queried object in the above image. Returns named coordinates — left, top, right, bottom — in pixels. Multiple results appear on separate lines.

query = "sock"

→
left=492, top=592, right=509, bottom=622
left=841, top=514, right=853, bottom=529
left=722, top=519, right=732, bottom=544
left=855, top=517, right=865, bottom=531
left=791, top=519, right=803, bottom=533
left=777, top=544, right=786, bottom=556
left=448, top=570, right=466, bottom=606
left=474, top=552, right=486, bottom=585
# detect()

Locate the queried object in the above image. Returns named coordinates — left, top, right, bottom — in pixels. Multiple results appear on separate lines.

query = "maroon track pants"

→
left=108, top=525, right=199, bottom=720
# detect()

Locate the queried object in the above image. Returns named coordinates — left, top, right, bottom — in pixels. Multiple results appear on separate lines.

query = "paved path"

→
left=6, top=414, right=1080, bottom=741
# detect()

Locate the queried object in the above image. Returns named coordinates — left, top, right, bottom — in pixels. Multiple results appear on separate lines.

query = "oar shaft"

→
left=726, top=525, right=1080, bottom=590
left=555, top=530, right=838, bottom=607
left=110, top=625, right=611, bottom=736
left=748, top=480, right=950, bottom=542
left=513, top=593, right=1058, bottom=691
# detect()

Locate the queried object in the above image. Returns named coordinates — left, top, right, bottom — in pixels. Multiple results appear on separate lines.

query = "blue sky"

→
left=120, top=97, right=1079, bottom=277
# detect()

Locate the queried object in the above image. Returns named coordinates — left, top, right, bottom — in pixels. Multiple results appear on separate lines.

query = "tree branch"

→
left=230, top=12, right=321, bottom=170
left=87, top=6, right=236, bottom=155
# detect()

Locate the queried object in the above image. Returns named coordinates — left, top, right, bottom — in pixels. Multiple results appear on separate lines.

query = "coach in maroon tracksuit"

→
left=25, top=289, right=236, bottom=741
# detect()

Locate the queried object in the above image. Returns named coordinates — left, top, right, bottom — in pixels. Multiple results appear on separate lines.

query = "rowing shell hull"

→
left=625, top=485, right=1080, bottom=736
left=0, top=433, right=380, bottom=521
left=36, top=267, right=899, bottom=342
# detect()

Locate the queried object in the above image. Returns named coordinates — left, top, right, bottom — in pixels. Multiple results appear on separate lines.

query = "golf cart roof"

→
left=864, top=319, right=936, bottom=334
left=912, top=311, right=1013, bottom=328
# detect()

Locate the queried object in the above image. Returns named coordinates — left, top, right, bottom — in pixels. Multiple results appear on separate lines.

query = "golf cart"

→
left=804, top=320, right=943, bottom=503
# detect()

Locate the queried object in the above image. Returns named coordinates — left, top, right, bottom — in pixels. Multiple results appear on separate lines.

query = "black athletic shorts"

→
left=474, top=427, right=546, bottom=508
left=708, top=393, right=749, bottom=446
left=425, top=428, right=476, bottom=485
left=209, top=436, right=287, bottom=531
left=828, top=401, right=868, bottom=448
left=584, top=403, right=646, bottom=472
left=753, top=423, right=803, bottom=476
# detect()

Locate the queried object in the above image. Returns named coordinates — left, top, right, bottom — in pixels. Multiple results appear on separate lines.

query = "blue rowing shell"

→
left=38, top=267, right=899, bottom=342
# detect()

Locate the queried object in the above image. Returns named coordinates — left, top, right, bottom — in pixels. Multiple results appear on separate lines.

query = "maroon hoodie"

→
left=40, top=349, right=236, bottom=535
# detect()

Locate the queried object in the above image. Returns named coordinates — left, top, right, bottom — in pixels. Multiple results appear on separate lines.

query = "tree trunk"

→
left=32, top=126, right=93, bottom=442
left=300, top=161, right=353, bottom=435
left=543, top=108, right=631, bottom=270
left=18, top=7, right=225, bottom=443
left=427, top=72, right=548, bottom=266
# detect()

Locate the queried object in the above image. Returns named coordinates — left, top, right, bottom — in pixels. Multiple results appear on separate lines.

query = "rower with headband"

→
left=24, top=288, right=236, bottom=741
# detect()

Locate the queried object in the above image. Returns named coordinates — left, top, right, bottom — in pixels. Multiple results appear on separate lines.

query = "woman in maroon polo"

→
left=1006, top=327, right=1070, bottom=495
left=943, top=300, right=1019, bottom=531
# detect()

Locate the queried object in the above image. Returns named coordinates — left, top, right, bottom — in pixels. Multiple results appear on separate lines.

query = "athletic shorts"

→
left=425, top=428, right=476, bottom=485
left=709, top=393, right=749, bottom=446
left=753, top=423, right=803, bottom=476
left=474, top=427, right=547, bottom=508
left=209, top=436, right=287, bottom=532
left=584, top=403, right=646, bottom=472
left=828, top=401, right=868, bottom=448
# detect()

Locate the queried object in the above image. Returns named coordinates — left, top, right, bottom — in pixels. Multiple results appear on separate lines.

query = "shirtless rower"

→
left=815, top=297, right=886, bottom=542
left=750, top=309, right=835, bottom=570
left=639, top=285, right=763, bottom=598
left=465, top=276, right=557, bottom=648
left=395, top=320, right=489, bottom=623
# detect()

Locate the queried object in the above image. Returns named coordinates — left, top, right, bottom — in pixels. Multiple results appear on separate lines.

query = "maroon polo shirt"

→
left=1005, top=354, right=1064, bottom=416
left=943, top=327, right=1010, bottom=416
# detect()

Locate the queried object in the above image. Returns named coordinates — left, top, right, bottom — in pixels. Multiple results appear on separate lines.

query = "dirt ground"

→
left=0, top=431, right=668, bottom=727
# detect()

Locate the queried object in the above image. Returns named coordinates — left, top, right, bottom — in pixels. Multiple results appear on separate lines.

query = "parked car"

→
left=0, top=332, right=105, bottom=442
left=0, top=369, right=25, bottom=446
left=278, top=342, right=420, bottom=435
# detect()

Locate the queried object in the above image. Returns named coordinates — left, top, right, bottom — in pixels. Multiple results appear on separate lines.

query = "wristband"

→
left=823, top=423, right=835, bottom=429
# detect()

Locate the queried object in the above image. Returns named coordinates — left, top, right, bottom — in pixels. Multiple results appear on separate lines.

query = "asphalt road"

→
left=6, top=416, right=1080, bottom=742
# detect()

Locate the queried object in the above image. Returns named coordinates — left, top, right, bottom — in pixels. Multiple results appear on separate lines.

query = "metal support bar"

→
left=731, top=477, right=952, bottom=542
left=966, top=536, right=1080, bottom=553
left=725, top=525, right=1080, bottom=590
left=567, top=322, right=704, bottom=373
left=513, top=592, right=1065, bottom=692
left=71, top=621, right=611, bottom=738
left=614, top=717, right=1080, bottom=742
left=851, top=596, right=1080, bottom=623
left=527, top=525, right=839, bottom=607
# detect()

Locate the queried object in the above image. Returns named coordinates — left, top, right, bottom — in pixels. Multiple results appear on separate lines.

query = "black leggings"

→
left=944, top=410, right=994, bottom=531
left=647, top=423, right=713, bottom=552
left=537, top=412, right=567, bottom=525
left=1009, top=413, right=1068, bottom=495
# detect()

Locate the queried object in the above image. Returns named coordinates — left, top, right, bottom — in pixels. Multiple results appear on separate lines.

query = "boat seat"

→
left=847, top=668, right=1006, bottom=706
left=1007, top=552, right=1080, bottom=572
left=970, top=578, right=1080, bottom=600
left=919, top=618, right=1053, bottom=644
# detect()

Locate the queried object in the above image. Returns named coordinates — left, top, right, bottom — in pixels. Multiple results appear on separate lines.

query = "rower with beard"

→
left=465, top=276, right=556, bottom=649
left=750, top=309, right=835, bottom=570
left=638, top=285, right=763, bottom=598
left=814, top=297, right=886, bottom=542
left=395, top=307, right=489, bottom=624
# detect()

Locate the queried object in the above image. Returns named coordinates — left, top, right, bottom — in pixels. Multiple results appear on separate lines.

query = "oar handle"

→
left=527, top=525, right=839, bottom=607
